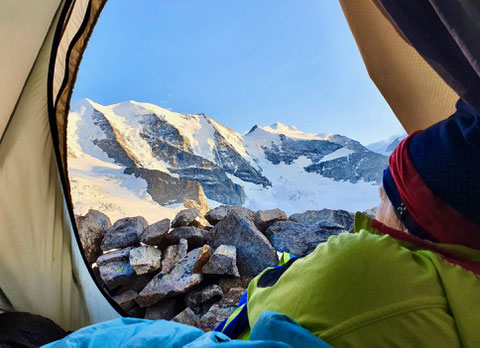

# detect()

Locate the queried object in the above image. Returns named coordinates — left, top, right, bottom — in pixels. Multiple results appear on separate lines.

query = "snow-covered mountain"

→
left=367, top=134, right=407, bottom=156
left=68, top=99, right=388, bottom=223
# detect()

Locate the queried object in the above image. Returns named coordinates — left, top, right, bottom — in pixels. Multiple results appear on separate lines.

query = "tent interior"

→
left=1, top=0, right=473, bottom=336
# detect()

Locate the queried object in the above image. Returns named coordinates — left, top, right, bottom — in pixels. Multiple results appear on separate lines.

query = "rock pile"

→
left=76, top=206, right=353, bottom=331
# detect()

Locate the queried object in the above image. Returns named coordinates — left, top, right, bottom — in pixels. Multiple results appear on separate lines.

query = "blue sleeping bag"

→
left=43, top=311, right=330, bottom=348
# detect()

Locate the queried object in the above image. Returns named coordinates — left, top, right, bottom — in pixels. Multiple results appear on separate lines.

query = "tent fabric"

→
left=51, top=0, right=107, bottom=182
left=339, top=0, right=459, bottom=133
left=0, top=0, right=120, bottom=330
left=375, top=0, right=480, bottom=114
left=0, top=0, right=60, bottom=139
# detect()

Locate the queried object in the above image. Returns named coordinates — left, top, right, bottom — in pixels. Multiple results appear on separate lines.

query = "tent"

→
left=0, top=0, right=477, bottom=331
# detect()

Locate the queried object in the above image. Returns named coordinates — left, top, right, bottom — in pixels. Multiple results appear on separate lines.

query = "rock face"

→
left=136, top=247, right=209, bottom=307
left=304, top=151, right=388, bottom=184
left=260, top=135, right=341, bottom=165
left=140, top=219, right=170, bottom=246
left=171, top=208, right=199, bottom=228
left=289, top=209, right=354, bottom=232
left=124, top=167, right=210, bottom=212
left=202, top=245, right=240, bottom=277
left=129, top=246, right=162, bottom=275
left=97, top=248, right=136, bottom=290
left=204, top=206, right=255, bottom=225
left=206, top=213, right=277, bottom=276
left=75, top=209, right=111, bottom=263
left=162, top=226, right=206, bottom=250
left=254, top=209, right=287, bottom=233
left=266, top=220, right=346, bottom=257
left=101, top=216, right=147, bottom=251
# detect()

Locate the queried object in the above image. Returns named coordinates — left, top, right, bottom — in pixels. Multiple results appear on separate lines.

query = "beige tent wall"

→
left=339, top=0, right=459, bottom=132
left=0, top=1, right=60, bottom=138
left=0, top=0, right=119, bottom=330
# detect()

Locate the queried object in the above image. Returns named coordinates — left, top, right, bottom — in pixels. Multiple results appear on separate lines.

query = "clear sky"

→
left=72, top=0, right=405, bottom=145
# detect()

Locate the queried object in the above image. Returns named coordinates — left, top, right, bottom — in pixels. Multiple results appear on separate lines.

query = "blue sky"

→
left=72, top=0, right=404, bottom=145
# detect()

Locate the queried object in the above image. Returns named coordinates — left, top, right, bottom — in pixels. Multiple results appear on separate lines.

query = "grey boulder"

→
left=254, top=209, right=287, bottom=233
left=218, top=287, right=246, bottom=308
left=171, top=308, right=200, bottom=326
left=204, top=206, right=255, bottom=225
left=289, top=209, right=354, bottom=231
left=171, top=208, right=199, bottom=228
left=205, top=212, right=277, bottom=277
left=76, top=209, right=111, bottom=263
left=129, top=246, right=162, bottom=275
left=112, top=290, right=137, bottom=312
left=266, top=220, right=346, bottom=257
left=96, top=248, right=135, bottom=290
left=197, top=303, right=236, bottom=332
left=162, top=226, right=206, bottom=250
left=136, top=247, right=208, bottom=307
left=101, top=216, right=147, bottom=251
left=185, top=284, right=223, bottom=310
left=202, top=245, right=240, bottom=277
left=144, top=298, right=179, bottom=320
left=140, top=219, right=170, bottom=246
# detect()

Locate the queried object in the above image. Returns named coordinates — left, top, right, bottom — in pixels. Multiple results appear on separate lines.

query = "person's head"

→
left=376, top=185, right=407, bottom=232
left=375, top=99, right=480, bottom=249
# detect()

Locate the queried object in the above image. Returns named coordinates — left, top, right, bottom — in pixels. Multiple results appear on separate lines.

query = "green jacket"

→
left=246, top=213, right=480, bottom=347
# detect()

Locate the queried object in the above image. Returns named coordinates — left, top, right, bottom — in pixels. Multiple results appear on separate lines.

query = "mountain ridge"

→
left=68, top=99, right=387, bottom=223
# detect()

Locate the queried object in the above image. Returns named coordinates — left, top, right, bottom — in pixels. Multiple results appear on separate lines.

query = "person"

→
left=237, top=98, right=480, bottom=346
left=46, top=99, right=480, bottom=347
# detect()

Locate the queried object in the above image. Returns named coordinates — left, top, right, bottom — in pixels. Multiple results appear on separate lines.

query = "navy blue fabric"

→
left=257, top=257, right=299, bottom=288
left=382, top=167, right=437, bottom=241
left=214, top=291, right=249, bottom=339
left=377, top=0, right=480, bottom=113
left=407, top=99, right=480, bottom=224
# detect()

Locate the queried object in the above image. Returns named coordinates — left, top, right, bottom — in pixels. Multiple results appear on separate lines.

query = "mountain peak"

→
left=257, top=123, right=324, bottom=141
left=70, top=98, right=104, bottom=113
left=268, top=122, right=298, bottom=132
left=246, top=125, right=259, bottom=135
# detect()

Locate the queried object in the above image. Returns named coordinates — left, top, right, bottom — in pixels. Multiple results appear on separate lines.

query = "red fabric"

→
left=371, top=219, right=480, bottom=275
left=389, top=133, right=480, bottom=250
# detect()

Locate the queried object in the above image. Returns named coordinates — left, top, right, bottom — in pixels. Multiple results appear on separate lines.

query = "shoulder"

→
left=302, top=230, right=413, bottom=272
left=287, top=230, right=443, bottom=306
